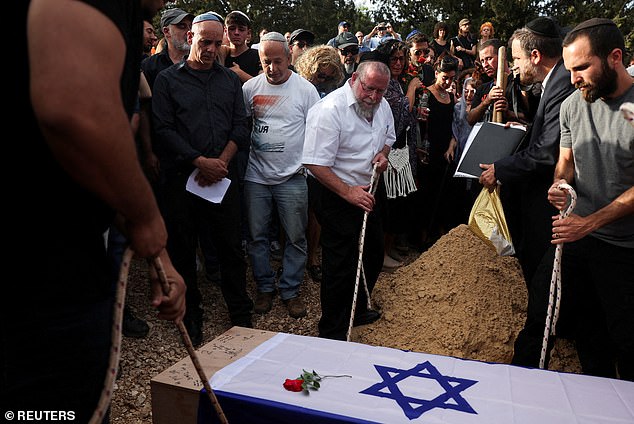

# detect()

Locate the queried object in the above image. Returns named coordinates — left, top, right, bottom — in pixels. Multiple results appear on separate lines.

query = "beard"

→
left=519, top=62, right=539, bottom=86
left=344, top=62, right=355, bottom=74
left=353, top=101, right=379, bottom=120
left=577, top=60, right=618, bottom=103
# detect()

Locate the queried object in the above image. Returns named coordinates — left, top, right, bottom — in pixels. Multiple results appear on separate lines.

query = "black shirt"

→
left=152, top=61, right=249, bottom=173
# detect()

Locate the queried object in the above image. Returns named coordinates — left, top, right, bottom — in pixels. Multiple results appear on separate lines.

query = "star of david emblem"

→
left=360, top=361, right=478, bottom=420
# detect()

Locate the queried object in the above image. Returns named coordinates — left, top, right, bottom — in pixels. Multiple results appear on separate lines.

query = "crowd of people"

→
left=7, top=0, right=633, bottom=419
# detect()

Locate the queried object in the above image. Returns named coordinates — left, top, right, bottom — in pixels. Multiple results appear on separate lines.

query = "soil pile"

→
left=356, top=224, right=580, bottom=371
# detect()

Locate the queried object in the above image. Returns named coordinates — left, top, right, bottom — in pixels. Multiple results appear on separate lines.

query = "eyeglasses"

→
left=316, top=72, right=335, bottom=82
left=359, top=79, right=386, bottom=96
left=340, top=47, right=359, bottom=56
left=412, top=49, right=424, bottom=56
left=389, top=55, right=406, bottom=64
left=292, top=40, right=311, bottom=49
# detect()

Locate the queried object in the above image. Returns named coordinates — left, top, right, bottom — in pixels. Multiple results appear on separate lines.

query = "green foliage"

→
left=156, top=0, right=633, bottom=56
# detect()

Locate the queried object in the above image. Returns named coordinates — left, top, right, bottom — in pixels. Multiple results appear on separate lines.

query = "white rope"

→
left=346, top=163, right=380, bottom=342
left=539, top=183, right=577, bottom=369
left=89, top=248, right=229, bottom=424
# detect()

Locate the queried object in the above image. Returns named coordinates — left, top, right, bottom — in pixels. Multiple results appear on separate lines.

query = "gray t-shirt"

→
left=559, top=85, right=634, bottom=248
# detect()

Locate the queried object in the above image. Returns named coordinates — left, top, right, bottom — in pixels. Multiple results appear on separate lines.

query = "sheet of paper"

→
left=186, top=169, right=230, bottom=204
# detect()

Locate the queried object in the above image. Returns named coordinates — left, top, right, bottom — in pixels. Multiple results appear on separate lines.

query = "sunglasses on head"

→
left=340, top=47, right=359, bottom=55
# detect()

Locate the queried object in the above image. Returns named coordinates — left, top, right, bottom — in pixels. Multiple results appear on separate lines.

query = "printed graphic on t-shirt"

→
left=251, top=94, right=289, bottom=152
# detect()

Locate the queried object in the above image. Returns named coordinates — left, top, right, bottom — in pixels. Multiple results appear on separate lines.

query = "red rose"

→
left=283, top=379, right=304, bottom=392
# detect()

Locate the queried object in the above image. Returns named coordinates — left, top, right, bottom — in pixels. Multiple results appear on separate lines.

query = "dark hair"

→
left=225, top=11, right=251, bottom=29
left=407, top=32, right=429, bottom=46
left=480, top=38, right=503, bottom=52
left=433, top=22, right=450, bottom=39
left=434, top=52, right=459, bottom=72
left=376, top=39, right=410, bottom=72
left=563, top=21, right=625, bottom=64
left=509, top=27, right=562, bottom=59
left=456, top=67, right=475, bottom=94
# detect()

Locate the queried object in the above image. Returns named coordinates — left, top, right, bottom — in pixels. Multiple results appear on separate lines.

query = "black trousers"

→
left=309, top=177, right=384, bottom=341
left=161, top=167, right=253, bottom=326
left=512, top=236, right=634, bottom=381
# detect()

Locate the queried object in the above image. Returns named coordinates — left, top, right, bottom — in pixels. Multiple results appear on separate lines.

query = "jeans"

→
left=245, top=175, right=308, bottom=300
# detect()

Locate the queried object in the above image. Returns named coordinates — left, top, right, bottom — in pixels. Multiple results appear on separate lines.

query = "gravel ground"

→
left=110, top=252, right=330, bottom=423
left=109, top=243, right=578, bottom=423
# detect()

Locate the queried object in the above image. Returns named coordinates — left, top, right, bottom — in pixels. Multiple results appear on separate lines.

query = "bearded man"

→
left=302, top=60, right=394, bottom=340
left=479, top=17, right=575, bottom=287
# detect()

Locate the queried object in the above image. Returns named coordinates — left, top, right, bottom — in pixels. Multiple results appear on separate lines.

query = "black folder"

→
left=454, top=122, right=527, bottom=179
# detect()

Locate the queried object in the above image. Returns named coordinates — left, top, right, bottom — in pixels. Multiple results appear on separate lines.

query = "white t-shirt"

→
left=242, top=72, right=320, bottom=185
left=302, top=81, right=396, bottom=186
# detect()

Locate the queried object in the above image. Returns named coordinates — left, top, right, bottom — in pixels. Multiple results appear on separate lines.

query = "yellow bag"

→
left=468, top=187, right=515, bottom=256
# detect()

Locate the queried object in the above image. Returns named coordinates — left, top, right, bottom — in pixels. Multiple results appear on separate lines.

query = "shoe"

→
left=254, top=291, right=274, bottom=314
left=353, top=309, right=381, bottom=327
left=122, top=305, right=149, bottom=338
left=231, top=319, right=253, bottom=329
left=388, top=249, right=406, bottom=262
left=382, top=254, right=402, bottom=272
left=184, top=316, right=203, bottom=347
left=205, top=269, right=221, bottom=286
left=284, top=297, right=307, bottom=319
left=307, top=264, right=322, bottom=282
left=270, top=241, right=282, bottom=261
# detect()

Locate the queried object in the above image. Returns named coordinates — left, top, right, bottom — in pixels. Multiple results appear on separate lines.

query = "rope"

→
left=539, top=183, right=577, bottom=369
left=89, top=247, right=229, bottom=424
left=346, top=163, right=380, bottom=342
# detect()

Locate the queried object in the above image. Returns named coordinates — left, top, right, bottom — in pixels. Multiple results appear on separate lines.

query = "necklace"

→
left=435, top=84, right=448, bottom=99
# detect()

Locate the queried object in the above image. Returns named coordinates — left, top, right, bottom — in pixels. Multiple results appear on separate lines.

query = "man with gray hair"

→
left=242, top=32, right=320, bottom=318
left=303, top=60, right=395, bottom=340
left=142, top=7, right=194, bottom=89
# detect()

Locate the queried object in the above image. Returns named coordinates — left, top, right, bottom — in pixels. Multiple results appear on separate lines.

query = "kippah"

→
left=193, top=12, right=222, bottom=24
left=406, top=29, right=420, bottom=40
left=227, top=10, right=250, bottom=22
left=526, top=17, right=561, bottom=38
left=570, top=18, right=616, bottom=33
left=261, top=31, right=287, bottom=43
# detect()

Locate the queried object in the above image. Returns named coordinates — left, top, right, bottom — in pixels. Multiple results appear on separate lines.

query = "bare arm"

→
left=28, top=0, right=166, bottom=257
left=549, top=147, right=634, bottom=244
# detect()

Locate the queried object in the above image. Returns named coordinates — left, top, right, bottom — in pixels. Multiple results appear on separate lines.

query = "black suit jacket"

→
left=495, top=59, right=575, bottom=183
left=493, top=59, right=575, bottom=283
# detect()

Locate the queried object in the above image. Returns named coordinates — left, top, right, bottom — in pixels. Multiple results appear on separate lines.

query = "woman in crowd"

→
left=416, top=54, right=460, bottom=245
left=294, top=45, right=343, bottom=282
left=477, top=22, right=495, bottom=53
left=295, top=45, right=343, bottom=98
left=375, top=39, right=422, bottom=269
left=430, top=22, right=451, bottom=59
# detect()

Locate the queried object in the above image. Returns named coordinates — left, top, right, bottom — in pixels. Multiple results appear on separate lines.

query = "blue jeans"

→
left=245, top=175, right=308, bottom=300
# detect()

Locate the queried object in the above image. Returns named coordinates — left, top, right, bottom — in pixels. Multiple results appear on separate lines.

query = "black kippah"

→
left=570, top=18, right=616, bottom=33
left=525, top=17, right=561, bottom=38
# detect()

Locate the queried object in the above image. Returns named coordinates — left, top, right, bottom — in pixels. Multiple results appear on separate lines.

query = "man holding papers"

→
left=478, top=18, right=574, bottom=287
left=153, top=13, right=254, bottom=345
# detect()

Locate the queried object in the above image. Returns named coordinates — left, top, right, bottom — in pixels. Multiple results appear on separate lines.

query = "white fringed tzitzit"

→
left=384, top=147, right=417, bottom=199
left=90, top=249, right=229, bottom=424
left=346, top=163, right=380, bottom=342
left=539, top=183, right=577, bottom=370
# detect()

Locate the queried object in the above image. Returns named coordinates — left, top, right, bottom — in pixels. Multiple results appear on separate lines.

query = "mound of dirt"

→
left=355, top=224, right=580, bottom=372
